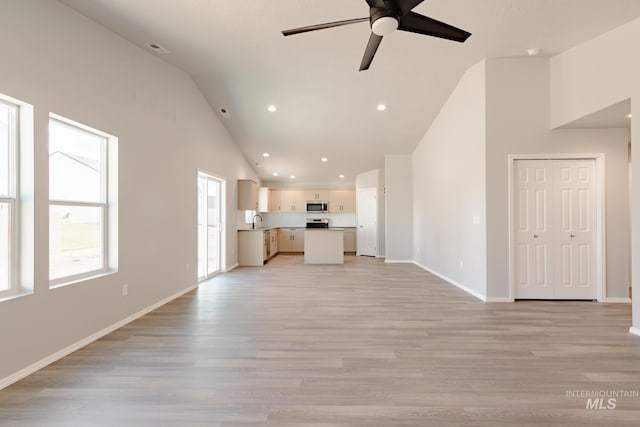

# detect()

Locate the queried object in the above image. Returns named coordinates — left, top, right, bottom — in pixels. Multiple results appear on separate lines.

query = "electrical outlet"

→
left=186, top=263, right=190, bottom=273
left=459, top=261, right=464, bottom=271
left=122, top=283, right=128, bottom=297
left=473, top=216, right=481, bottom=225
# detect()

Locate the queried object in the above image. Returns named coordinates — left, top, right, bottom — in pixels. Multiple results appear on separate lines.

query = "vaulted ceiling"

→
left=59, top=0, right=640, bottom=185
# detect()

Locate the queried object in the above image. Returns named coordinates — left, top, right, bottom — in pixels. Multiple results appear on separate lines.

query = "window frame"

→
left=48, top=116, right=111, bottom=287
left=0, top=99, right=18, bottom=298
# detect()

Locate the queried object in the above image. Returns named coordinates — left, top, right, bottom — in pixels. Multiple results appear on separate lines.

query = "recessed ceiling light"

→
left=262, top=152, right=270, bottom=157
left=339, top=174, right=345, bottom=178
left=377, top=104, right=386, bottom=111
left=527, top=48, right=543, bottom=56
left=272, top=172, right=279, bottom=176
left=289, top=175, right=296, bottom=179
left=267, top=105, right=277, bottom=112
left=627, top=114, right=633, bottom=118
left=321, top=157, right=328, bottom=162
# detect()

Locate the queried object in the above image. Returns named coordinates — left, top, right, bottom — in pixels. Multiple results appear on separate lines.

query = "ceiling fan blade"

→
left=282, top=17, right=369, bottom=36
left=395, top=0, right=424, bottom=16
left=398, top=12, right=471, bottom=42
left=359, top=33, right=383, bottom=71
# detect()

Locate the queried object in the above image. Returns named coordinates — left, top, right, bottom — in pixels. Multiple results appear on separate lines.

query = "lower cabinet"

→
left=278, top=229, right=304, bottom=253
left=269, top=230, right=278, bottom=257
left=343, top=228, right=356, bottom=253
left=238, top=231, right=266, bottom=266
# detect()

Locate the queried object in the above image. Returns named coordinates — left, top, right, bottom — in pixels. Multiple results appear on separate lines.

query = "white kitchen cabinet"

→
left=258, top=187, right=270, bottom=212
left=238, top=179, right=258, bottom=211
left=269, top=230, right=278, bottom=257
left=343, top=228, right=356, bottom=253
left=278, top=228, right=304, bottom=253
left=279, top=190, right=306, bottom=212
left=237, top=230, right=266, bottom=266
left=329, top=189, right=356, bottom=213
left=269, top=189, right=281, bottom=212
left=305, top=189, right=329, bottom=201
left=292, top=230, right=305, bottom=252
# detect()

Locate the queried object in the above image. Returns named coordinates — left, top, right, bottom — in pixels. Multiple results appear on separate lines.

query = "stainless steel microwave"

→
left=306, top=201, right=328, bottom=212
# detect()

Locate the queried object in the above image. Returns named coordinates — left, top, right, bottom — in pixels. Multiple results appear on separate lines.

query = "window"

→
left=0, top=100, right=17, bottom=295
left=49, top=116, right=115, bottom=285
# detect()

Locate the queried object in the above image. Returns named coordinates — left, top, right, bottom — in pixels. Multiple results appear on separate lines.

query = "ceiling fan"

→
left=282, top=0, right=471, bottom=71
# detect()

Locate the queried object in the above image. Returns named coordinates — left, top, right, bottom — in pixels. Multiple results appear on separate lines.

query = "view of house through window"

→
left=49, top=118, right=108, bottom=283
left=0, top=100, right=16, bottom=294
left=198, top=172, right=224, bottom=280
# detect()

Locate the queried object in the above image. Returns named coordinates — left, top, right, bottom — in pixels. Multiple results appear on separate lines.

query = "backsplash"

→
left=265, top=212, right=356, bottom=228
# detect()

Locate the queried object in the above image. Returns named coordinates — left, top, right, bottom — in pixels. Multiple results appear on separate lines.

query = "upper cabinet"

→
left=238, top=179, right=258, bottom=211
left=305, top=189, right=329, bottom=201
left=256, top=187, right=355, bottom=213
left=280, top=190, right=306, bottom=212
left=329, top=189, right=356, bottom=213
left=258, top=188, right=283, bottom=212
left=258, top=187, right=269, bottom=212
left=269, top=189, right=282, bottom=212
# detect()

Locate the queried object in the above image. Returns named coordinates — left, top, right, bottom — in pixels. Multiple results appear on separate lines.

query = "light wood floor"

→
left=1, top=255, right=640, bottom=426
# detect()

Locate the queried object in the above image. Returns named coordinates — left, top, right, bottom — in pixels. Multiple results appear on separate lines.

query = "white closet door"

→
left=514, top=159, right=596, bottom=300
left=552, top=160, right=596, bottom=299
left=514, top=160, right=554, bottom=299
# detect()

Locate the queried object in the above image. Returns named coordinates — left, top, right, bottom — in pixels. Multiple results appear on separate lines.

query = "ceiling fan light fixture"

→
left=371, top=16, right=398, bottom=36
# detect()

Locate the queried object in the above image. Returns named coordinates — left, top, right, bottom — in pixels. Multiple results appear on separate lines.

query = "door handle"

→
left=570, top=234, right=576, bottom=238
left=533, top=234, right=539, bottom=238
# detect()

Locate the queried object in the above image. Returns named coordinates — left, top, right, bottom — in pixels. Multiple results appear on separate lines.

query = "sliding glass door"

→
left=198, top=172, right=224, bottom=280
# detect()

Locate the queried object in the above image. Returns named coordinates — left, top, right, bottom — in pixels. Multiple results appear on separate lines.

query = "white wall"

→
left=384, top=155, right=413, bottom=262
left=356, top=168, right=386, bottom=257
left=550, top=18, right=640, bottom=329
left=0, top=0, right=257, bottom=384
left=485, top=57, right=630, bottom=301
left=412, top=61, right=487, bottom=299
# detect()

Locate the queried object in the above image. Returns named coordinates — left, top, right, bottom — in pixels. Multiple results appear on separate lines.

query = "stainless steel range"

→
left=306, top=218, right=329, bottom=229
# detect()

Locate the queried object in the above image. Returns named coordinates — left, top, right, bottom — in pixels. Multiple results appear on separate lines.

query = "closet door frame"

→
left=508, top=153, right=606, bottom=302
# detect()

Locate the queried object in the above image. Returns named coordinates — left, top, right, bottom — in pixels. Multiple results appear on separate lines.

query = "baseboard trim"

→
left=385, top=260, right=414, bottom=264
left=375, top=255, right=385, bottom=259
left=225, top=264, right=239, bottom=272
left=0, top=283, right=198, bottom=391
left=629, top=327, right=640, bottom=337
left=485, top=297, right=514, bottom=303
left=413, top=261, right=486, bottom=302
left=604, top=297, right=632, bottom=303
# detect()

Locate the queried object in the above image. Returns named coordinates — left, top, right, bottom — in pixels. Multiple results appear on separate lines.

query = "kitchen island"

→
left=304, top=229, right=344, bottom=264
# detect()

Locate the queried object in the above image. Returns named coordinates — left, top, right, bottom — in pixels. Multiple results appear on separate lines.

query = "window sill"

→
left=50, top=270, right=117, bottom=290
left=0, top=289, right=34, bottom=303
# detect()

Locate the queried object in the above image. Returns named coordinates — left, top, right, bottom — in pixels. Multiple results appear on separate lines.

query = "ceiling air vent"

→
left=145, top=42, right=170, bottom=54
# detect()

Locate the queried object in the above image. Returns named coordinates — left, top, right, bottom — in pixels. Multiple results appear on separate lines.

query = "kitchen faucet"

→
left=252, top=214, right=263, bottom=229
